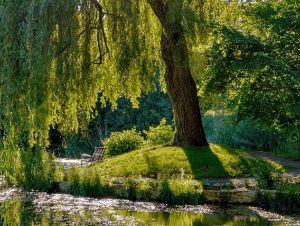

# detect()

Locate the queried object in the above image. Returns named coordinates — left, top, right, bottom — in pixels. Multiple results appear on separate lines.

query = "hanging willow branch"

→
left=0, top=0, right=165, bottom=146
left=55, top=0, right=115, bottom=65
left=55, top=26, right=97, bottom=58
left=87, top=0, right=110, bottom=65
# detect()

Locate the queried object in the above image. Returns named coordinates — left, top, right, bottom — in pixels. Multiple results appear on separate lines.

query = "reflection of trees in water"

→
left=0, top=197, right=99, bottom=225
left=111, top=209, right=273, bottom=226
left=0, top=195, right=284, bottom=225
left=0, top=197, right=40, bottom=225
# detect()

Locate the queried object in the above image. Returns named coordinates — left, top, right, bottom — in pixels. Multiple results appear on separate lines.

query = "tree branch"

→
left=147, top=0, right=167, bottom=28
left=90, top=0, right=103, bottom=13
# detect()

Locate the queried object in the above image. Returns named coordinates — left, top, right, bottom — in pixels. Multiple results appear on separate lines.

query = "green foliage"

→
left=1, top=146, right=64, bottom=191
left=203, top=115, right=234, bottom=147
left=63, top=167, right=110, bottom=197
left=65, top=168, right=204, bottom=204
left=203, top=115, right=299, bottom=158
left=204, top=114, right=299, bottom=161
left=158, top=179, right=203, bottom=205
left=251, top=165, right=278, bottom=190
left=62, top=144, right=286, bottom=204
left=86, top=84, right=173, bottom=148
left=204, top=0, right=299, bottom=135
left=0, top=0, right=161, bottom=146
left=232, top=119, right=279, bottom=151
left=49, top=84, right=173, bottom=158
left=145, top=118, right=174, bottom=145
left=275, top=121, right=300, bottom=160
left=103, top=129, right=144, bottom=157
left=62, top=134, right=90, bottom=158
left=0, top=0, right=241, bottom=148
left=276, top=148, right=300, bottom=161
left=257, top=179, right=300, bottom=213
left=203, top=115, right=281, bottom=152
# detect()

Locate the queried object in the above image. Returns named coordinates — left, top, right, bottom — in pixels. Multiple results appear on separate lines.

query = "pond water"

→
left=1, top=189, right=300, bottom=225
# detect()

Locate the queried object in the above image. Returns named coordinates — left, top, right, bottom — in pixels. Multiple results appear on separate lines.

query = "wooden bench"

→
left=81, top=147, right=105, bottom=166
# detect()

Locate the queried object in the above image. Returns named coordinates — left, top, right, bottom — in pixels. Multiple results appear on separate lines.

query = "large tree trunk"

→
left=161, top=29, right=208, bottom=147
left=148, top=0, right=208, bottom=147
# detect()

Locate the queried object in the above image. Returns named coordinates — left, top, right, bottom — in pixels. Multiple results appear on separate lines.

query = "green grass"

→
left=275, top=149, right=300, bottom=161
left=63, top=144, right=291, bottom=204
left=84, top=144, right=284, bottom=179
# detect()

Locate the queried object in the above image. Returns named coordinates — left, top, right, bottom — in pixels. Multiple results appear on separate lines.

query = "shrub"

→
left=103, top=129, right=144, bottom=157
left=232, top=119, right=280, bottom=151
left=275, top=124, right=300, bottom=160
left=1, top=145, right=64, bottom=191
left=145, top=119, right=174, bottom=145
left=203, top=115, right=281, bottom=152
left=203, top=115, right=235, bottom=146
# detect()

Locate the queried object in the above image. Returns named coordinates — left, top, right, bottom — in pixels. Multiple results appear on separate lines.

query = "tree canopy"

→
left=0, top=0, right=234, bottom=147
left=1, top=0, right=297, bottom=148
left=0, top=0, right=160, bottom=146
left=204, top=0, right=299, bottom=132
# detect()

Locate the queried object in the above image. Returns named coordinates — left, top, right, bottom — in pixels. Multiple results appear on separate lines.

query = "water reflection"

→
left=0, top=189, right=298, bottom=225
left=113, top=210, right=278, bottom=226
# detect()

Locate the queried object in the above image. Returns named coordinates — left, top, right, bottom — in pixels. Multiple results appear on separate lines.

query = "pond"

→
left=1, top=189, right=299, bottom=225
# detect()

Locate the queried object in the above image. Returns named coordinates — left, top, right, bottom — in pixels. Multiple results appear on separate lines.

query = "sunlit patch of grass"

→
left=63, top=145, right=288, bottom=204
left=82, top=144, right=285, bottom=179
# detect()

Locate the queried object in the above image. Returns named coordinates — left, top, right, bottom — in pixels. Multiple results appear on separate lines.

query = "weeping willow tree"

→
left=0, top=0, right=237, bottom=148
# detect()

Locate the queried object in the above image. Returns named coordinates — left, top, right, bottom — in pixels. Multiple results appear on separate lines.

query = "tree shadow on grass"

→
left=182, top=146, right=230, bottom=179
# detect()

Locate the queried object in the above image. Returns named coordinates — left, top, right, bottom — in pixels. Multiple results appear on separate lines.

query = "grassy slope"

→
left=85, top=144, right=284, bottom=179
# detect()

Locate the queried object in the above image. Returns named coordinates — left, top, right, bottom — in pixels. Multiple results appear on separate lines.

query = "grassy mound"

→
left=63, top=145, right=293, bottom=204
left=84, top=144, right=284, bottom=179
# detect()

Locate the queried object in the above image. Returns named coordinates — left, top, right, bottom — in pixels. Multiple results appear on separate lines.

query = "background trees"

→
left=0, top=0, right=227, bottom=147
left=203, top=0, right=299, bottom=157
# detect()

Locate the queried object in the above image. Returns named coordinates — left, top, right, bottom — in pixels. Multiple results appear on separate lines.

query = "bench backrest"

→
left=91, top=147, right=105, bottom=161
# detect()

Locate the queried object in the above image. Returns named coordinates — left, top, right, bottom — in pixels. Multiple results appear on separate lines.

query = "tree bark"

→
left=148, top=0, right=208, bottom=147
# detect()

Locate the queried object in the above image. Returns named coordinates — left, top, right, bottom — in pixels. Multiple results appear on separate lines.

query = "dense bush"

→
left=275, top=123, right=300, bottom=160
left=203, top=115, right=281, bottom=152
left=232, top=119, right=281, bottom=151
left=145, top=118, right=174, bottom=145
left=103, top=129, right=144, bottom=157
left=1, top=145, right=64, bottom=191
